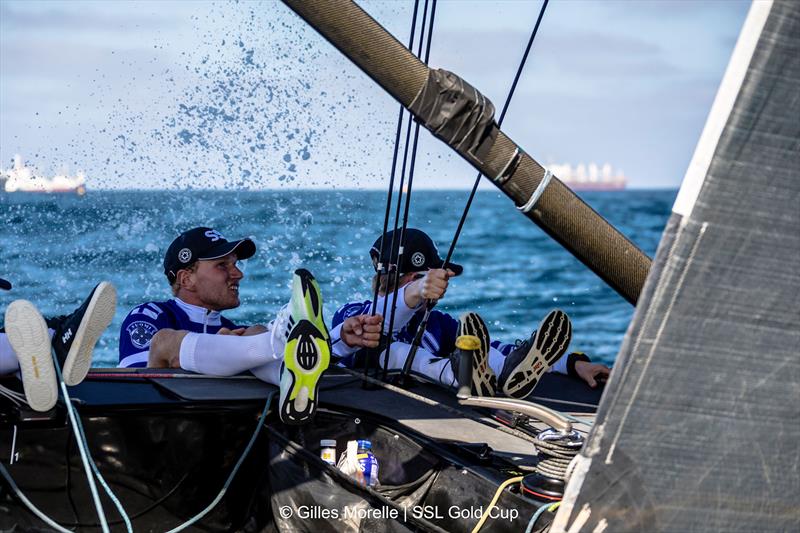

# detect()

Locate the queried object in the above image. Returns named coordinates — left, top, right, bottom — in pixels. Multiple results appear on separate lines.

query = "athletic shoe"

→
left=47, top=282, right=117, bottom=386
left=279, top=269, right=331, bottom=425
left=5, top=300, right=58, bottom=412
left=498, top=309, right=572, bottom=399
left=456, top=312, right=496, bottom=396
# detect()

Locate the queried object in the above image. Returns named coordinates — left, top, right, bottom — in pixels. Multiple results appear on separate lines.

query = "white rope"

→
left=0, top=383, right=25, bottom=404
left=54, top=362, right=112, bottom=533
left=0, top=463, right=73, bottom=533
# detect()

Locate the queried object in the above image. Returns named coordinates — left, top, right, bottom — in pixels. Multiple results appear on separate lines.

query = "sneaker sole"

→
left=280, top=269, right=330, bottom=425
left=62, top=282, right=117, bottom=386
left=502, top=309, right=572, bottom=399
left=458, top=312, right=496, bottom=397
left=5, top=301, right=58, bottom=412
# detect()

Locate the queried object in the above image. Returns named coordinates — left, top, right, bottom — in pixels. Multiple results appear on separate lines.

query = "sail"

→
left=553, top=1, right=800, bottom=531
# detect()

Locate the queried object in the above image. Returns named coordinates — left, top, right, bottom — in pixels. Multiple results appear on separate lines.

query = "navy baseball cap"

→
left=164, top=227, right=256, bottom=282
left=370, top=228, right=463, bottom=276
left=0, top=278, right=10, bottom=291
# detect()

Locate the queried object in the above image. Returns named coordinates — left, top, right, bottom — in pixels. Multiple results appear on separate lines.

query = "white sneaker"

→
left=5, top=300, right=58, bottom=412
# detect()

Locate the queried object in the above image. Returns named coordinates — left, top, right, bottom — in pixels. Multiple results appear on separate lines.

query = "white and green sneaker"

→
left=5, top=300, right=58, bottom=412
left=279, top=269, right=331, bottom=425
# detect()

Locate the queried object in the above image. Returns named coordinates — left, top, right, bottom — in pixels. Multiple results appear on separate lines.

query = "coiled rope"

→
left=533, top=438, right=580, bottom=481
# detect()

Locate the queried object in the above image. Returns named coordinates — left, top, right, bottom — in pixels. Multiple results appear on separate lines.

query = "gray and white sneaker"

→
left=498, top=309, right=572, bottom=399
left=456, top=312, right=496, bottom=396
left=5, top=300, right=58, bottom=412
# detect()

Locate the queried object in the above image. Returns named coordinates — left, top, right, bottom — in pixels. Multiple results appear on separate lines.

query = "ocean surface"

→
left=0, top=189, right=676, bottom=368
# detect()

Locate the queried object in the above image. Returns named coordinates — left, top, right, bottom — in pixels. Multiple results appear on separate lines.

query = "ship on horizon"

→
left=547, top=162, right=627, bottom=191
left=1, top=154, right=86, bottom=195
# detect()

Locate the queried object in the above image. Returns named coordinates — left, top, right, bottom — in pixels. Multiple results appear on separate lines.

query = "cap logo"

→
left=178, top=248, right=192, bottom=263
left=411, top=252, right=426, bottom=267
left=204, top=229, right=224, bottom=242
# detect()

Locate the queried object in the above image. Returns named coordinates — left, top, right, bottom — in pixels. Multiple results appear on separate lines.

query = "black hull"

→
left=0, top=369, right=600, bottom=532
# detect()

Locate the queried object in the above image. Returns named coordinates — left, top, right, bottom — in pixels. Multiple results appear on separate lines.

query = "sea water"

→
left=0, top=189, right=675, bottom=367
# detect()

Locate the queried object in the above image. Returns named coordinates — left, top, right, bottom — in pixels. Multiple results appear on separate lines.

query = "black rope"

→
left=381, top=0, right=437, bottom=382
left=443, top=0, right=550, bottom=268
left=399, top=0, right=550, bottom=385
left=362, top=0, right=421, bottom=386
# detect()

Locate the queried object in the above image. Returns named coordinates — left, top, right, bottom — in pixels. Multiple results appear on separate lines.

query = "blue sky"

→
left=0, top=0, right=750, bottom=190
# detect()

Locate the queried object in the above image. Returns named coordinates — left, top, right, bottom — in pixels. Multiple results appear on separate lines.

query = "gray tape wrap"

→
left=409, top=69, right=499, bottom=167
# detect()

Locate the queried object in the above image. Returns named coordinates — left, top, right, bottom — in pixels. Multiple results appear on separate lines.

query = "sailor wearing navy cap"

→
left=332, top=228, right=610, bottom=397
left=118, top=226, right=339, bottom=425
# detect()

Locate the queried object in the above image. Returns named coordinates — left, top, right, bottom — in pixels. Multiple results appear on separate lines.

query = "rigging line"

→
left=443, top=0, right=549, bottom=268
left=364, top=0, right=421, bottom=387
left=400, top=0, right=549, bottom=385
left=395, top=0, right=440, bottom=384
left=379, top=96, right=419, bottom=380
left=382, top=0, right=437, bottom=382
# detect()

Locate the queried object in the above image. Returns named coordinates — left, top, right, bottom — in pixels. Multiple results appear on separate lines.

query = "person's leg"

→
left=4, top=300, right=58, bottom=412
left=375, top=342, right=458, bottom=387
left=0, top=333, right=22, bottom=375
left=249, top=359, right=281, bottom=386
left=0, top=282, right=115, bottom=385
left=172, top=329, right=279, bottom=376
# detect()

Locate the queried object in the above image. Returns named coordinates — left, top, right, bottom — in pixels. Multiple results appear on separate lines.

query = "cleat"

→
left=5, top=300, right=58, bottom=412
left=455, top=312, right=496, bottom=397
left=47, top=282, right=117, bottom=386
left=499, top=309, right=572, bottom=399
left=279, top=269, right=330, bottom=425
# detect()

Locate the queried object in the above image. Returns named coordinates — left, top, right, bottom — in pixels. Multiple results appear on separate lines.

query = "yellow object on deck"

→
left=455, top=335, right=481, bottom=351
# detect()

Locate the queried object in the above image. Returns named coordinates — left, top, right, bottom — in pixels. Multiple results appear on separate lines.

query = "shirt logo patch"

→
left=126, top=321, right=158, bottom=349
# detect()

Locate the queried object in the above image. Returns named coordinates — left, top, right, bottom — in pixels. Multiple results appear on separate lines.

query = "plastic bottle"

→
left=356, top=439, right=379, bottom=487
left=320, top=439, right=337, bottom=466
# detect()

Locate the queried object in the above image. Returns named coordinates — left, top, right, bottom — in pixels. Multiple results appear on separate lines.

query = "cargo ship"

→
left=1, top=154, right=86, bottom=195
left=547, top=162, right=627, bottom=191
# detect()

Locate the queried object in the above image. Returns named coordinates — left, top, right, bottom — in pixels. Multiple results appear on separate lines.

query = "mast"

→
left=281, top=0, right=650, bottom=305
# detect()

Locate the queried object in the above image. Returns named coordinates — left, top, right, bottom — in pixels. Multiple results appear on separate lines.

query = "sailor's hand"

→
left=418, top=268, right=455, bottom=302
left=341, top=315, right=383, bottom=348
left=217, top=327, right=246, bottom=336
left=575, top=360, right=610, bottom=388
left=217, top=325, right=267, bottom=336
